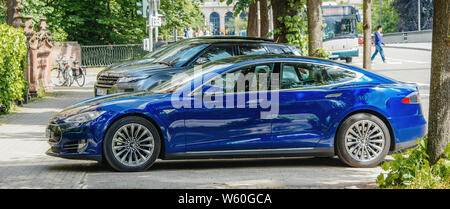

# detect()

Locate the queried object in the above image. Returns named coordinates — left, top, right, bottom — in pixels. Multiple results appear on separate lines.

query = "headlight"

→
left=118, top=75, right=149, bottom=83
left=64, top=111, right=106, bottom=123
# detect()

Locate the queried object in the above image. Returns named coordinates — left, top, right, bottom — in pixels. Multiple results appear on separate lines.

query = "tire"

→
left=51, top=68, right=64, bottom=86
left=336, top=113, right=391, bottom=168
left=345, top=57, right=352, bottom=63
left=103, top=116, right=161, bottom=172
left=75, top=73, right=86, bottom=87
left=64, top=69, right=73, bottom=86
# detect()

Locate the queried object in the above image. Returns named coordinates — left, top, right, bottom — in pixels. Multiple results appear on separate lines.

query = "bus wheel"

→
left=345, top=58, right=352, bottom=63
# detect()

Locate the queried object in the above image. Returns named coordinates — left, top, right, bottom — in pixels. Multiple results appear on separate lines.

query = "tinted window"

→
left=197, top=45, right=233, bottom=62
left=280, top=63, right=356, bottom=89
left=208, top=63, right=274, bottom=93
left=239, top=45, right=268, bottom=55
left=266, top=45, right=295, bottom=55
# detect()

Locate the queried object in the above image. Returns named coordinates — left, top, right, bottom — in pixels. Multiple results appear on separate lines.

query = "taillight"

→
left=66, top=65, right=70, bottom=68
left=401, top=92, right=420, bottom=104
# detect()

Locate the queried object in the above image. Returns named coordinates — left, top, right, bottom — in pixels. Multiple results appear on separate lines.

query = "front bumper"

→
left=94, top=82, right=140, bottom=97
left=45, top=121, right=103, bottom=162
left=46, top=149, right=102, bottom=162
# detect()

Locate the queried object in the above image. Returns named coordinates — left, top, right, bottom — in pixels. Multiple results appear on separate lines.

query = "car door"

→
left=272, top=61, right=359, bottom=149
left=183, top=63, right=275, bottom=152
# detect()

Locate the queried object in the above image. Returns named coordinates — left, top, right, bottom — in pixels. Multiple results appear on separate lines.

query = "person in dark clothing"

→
left=371, top=25, right=386, bottom=63
left=153, top=36, right=167, bottom=50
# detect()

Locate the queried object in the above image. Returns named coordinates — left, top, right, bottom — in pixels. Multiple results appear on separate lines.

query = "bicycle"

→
left=70, top=60, right=87, bottom=87
left=50, top=56, right=72, bottom=86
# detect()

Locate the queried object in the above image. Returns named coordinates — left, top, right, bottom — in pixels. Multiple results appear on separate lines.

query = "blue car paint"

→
left=46, top=56, right=427, bottom=161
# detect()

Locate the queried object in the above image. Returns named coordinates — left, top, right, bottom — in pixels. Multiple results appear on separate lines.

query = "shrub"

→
left=0, top=23, right=28, bottom=113
left=377, top=136, right=450, bottom=189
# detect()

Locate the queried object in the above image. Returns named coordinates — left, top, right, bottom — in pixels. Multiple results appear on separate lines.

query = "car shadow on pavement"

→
left=47, top=156, right=349, bottom=173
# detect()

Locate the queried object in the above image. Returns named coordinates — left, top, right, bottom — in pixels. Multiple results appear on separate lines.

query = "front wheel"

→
left=336, top=113, right=391, bottom=168
left=103, top=116, right=161, bottom=172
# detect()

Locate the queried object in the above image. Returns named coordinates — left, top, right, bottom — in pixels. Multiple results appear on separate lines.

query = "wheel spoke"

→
left=345, top=120, right=385, bottom=162
left=112, top=123, right=155, bottom=167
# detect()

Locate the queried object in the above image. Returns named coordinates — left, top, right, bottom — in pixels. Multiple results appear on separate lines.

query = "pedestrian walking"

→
left=371, top=25, right=386, bottom=63
left=153, top=36, right=167, bottom=50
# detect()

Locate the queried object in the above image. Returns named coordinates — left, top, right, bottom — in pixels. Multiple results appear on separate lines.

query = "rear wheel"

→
left=345, top=57, right=352, bottom=63
left=336, top=113, right=391, bottom=168
left=103, top=116, right=161, bottom=172
left=75, top=73, right=86, bottom=87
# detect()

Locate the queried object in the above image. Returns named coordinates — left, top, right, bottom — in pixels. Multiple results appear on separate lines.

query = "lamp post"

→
left=379, top=0, right=382, bottom=26
left=417, top=0, right=421, bottom=31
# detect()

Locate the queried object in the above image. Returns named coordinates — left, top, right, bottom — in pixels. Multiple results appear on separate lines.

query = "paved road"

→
left=0, top=47, right=431, bottom=189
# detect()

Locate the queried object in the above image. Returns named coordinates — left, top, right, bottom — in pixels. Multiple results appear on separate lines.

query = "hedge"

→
left=0, top=23, right=27, bottom=113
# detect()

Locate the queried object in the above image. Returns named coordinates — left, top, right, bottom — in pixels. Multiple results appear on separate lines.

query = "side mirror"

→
left=195, top=57, right=209, bottom=65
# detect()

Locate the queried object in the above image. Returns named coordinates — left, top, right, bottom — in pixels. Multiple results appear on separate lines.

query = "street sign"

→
left=150, top=16, right=162, bottom=27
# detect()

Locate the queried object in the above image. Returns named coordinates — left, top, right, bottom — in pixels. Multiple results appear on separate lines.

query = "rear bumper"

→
left=328, top=48, right=359, bottom=59
left=390, top=114, right=427, bottom=152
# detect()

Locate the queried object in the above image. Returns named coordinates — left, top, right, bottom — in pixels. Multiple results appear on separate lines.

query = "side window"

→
left=280, top=63, right=356, bottom=89
left=239, top=45, right=268, bottom=55
left=208, top=63, right=274, bottom=93
left=196, top=45, right=233, bottom=63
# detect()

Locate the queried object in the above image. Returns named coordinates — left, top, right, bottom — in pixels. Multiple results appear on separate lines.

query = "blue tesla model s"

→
left=46, top=55, right=426, bottom=171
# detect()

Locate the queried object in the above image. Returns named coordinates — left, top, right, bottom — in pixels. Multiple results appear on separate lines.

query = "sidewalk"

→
left=384, top=42, right=432, bottom=51
left=0, top=79, right=96, bottom=188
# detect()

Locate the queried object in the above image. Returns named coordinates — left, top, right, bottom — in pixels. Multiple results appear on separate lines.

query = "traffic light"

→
left=136, top=1, right=148, bottom=18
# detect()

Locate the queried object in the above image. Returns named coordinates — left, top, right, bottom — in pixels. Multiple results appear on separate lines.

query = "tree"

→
left=363, top=0, right=372, bottom=70
left=306, top=0, right=322, bottom=57
left=427, top=0, right=449, bottom=164
left=246, top=0, right=258, bottom=37
left=159, top=0, right=204, bottom=40
left=272, top=0, right=298, bottom=43
left=392, top=0, right=433, bottom=31
left=259, top=0, right=269, bottom=38
left=6, top=0, right=17, bottom=26
left=371, top=0, right=400, bottom=33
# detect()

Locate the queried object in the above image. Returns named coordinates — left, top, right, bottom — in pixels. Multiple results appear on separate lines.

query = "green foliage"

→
left=377, top=136, right=450, bottom=189
left=0, top=24, right=27, bottom=113
left=0, top=1, right=6, bottom=24
left=372, top=0, right=400, bottom=33
left=274, top=13, right=308, bottom=55
left=159, top=0, right=204, bottom=40
left=225, top=18, right=247, bottom=35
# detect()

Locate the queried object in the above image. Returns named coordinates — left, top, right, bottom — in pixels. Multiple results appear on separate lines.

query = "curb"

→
left=384, top=45, right=432, bottom=52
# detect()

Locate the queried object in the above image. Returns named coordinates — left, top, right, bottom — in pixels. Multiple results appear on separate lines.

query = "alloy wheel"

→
left=112, top=123, right=155, bottom=167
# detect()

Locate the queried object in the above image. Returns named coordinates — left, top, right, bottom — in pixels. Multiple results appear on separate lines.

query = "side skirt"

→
left=163, top=147, right=335, bottom=160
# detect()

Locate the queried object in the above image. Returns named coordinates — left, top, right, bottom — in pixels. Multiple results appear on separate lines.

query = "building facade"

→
left=199, top=0, right=246, bottom=35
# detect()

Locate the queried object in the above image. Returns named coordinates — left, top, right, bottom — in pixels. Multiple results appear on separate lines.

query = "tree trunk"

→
left=247, top=0, right=259, bottom=37
left=307, top=0, right=323, bottom=57
left=427, top=0, right=450, bottom=164
left=259, top=0, right=269, bottom=38
left=6, top=0, right=17, bottom=26
left=272, top=0, right=296, bottom=43
left=363, top=0, right=372, bottom=70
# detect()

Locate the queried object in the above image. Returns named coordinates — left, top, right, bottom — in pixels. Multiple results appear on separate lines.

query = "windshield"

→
left=323, top=17, right=357, bottom=40
left=152, top=44, right=209, bottom=67
left=150, top=62, right=232, bottom=94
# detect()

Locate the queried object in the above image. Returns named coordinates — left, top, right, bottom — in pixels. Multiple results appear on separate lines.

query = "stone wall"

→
left=49, top=42, right=82, bottom=69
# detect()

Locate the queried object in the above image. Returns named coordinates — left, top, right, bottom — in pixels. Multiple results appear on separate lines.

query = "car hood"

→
left=98, top=60, right=184, bottom=77
left=51, top=91, right=164, bottom=121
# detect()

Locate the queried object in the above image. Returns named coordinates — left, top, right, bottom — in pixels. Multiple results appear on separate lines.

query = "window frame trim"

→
left=189, top=60, right=363, bottom=96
